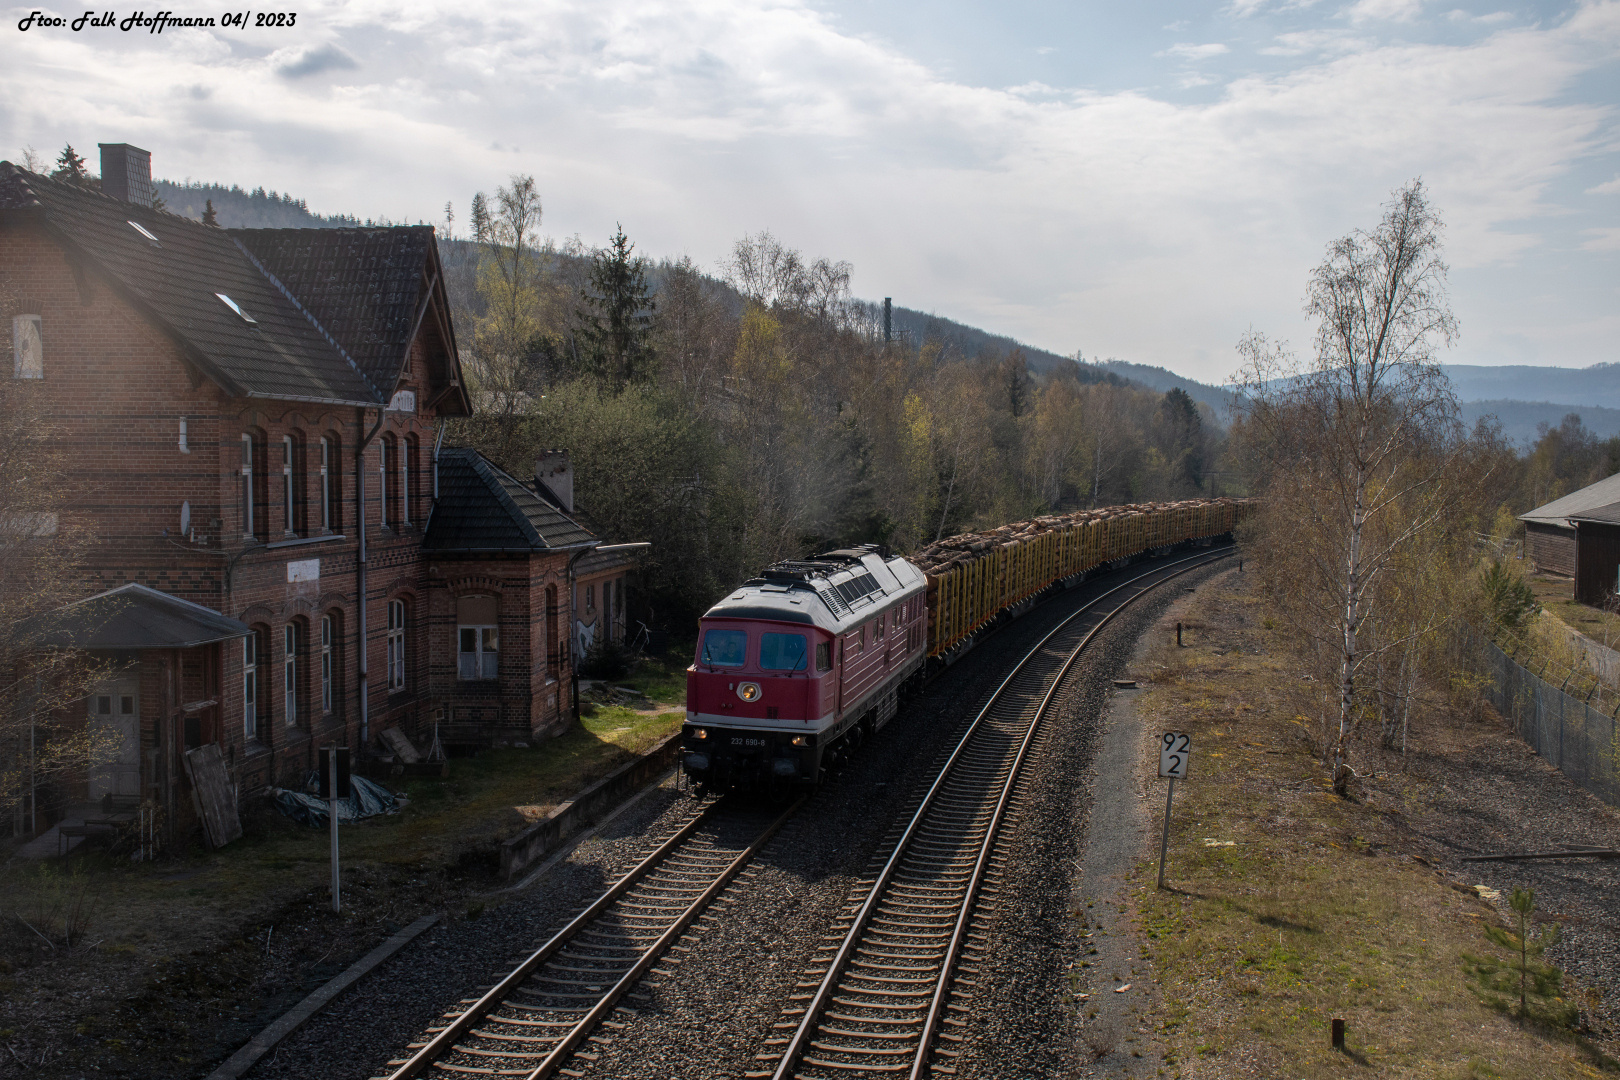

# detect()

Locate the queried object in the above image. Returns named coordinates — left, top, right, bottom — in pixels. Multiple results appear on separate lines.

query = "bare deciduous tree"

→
left=0, top=294, right=108, bottom=831
left=1237, top=179, right=1473, bottom=793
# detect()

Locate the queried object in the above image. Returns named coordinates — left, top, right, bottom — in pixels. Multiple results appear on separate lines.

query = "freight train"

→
left=681, top=499, right=1251, bottom=788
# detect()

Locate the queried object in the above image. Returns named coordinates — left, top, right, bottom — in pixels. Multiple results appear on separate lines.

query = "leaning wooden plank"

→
left=380, top=725, right=422, bottom=764
left=183, top=745, right=243, bottom=848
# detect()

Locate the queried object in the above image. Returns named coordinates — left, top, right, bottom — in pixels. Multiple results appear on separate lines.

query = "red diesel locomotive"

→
left=682, top=545, right=928, bottom=787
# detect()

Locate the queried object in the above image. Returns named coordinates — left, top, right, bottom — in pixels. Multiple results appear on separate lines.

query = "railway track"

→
left=757, top=547, right=1230, bottom=1080
left=373, top=796, right=800, bottom=1080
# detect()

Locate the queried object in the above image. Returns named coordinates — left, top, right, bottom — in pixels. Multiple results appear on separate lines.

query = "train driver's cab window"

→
left=699, top=629, right=747, bottom=667
left=816, top=642, right=832, bottom=672
left=759, top=633, right=807, bottom=671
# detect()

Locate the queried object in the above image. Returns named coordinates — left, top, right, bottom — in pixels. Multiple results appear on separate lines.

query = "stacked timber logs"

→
left=909, top=498, right=1249, bottom=574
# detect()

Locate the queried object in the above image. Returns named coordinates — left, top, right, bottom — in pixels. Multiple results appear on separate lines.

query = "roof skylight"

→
left=215, top=292, right=257, bottom=324
left=127, top=220, right=160, bottom=246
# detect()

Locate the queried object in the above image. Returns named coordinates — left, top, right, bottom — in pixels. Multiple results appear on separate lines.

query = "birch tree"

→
left=1237, top=179, right=1466, bottom=793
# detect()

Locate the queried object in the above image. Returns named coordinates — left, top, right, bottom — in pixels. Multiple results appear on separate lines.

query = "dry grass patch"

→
left=1131, top=571, right=1613, bottom=1079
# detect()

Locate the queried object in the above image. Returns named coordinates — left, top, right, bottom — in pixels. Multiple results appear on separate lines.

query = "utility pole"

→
left=883, top=298, right=892, bottom=344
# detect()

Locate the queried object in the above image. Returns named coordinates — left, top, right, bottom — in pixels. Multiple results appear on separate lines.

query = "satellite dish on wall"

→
left=180, top=500, right=191, bottom=536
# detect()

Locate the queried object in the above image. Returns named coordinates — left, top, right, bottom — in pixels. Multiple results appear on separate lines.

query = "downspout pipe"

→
left=356, top=407, right=386, bottom=748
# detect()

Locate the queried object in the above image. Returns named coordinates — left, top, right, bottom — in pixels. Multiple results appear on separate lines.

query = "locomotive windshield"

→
left=759, top=632, right=808, bottom=671
left=699, top=629, right=747, bottom=667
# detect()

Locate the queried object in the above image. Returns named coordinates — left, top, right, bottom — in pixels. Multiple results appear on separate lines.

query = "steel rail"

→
left=524, top=796, right=803, bottom=1080
left=380, top=799, right=721, bottom=1080
left=383, top=794, right=800, bottom=1080
left=905, top=549, right=1228, bottom=1080
left=769, top=546, right=1230, bottom=1080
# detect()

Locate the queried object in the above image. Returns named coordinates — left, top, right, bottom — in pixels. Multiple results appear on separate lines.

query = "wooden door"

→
left=89, top=679, right=141, bottom=799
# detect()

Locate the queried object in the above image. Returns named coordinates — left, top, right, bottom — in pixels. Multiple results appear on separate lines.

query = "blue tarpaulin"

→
left=271, top=772, right=401, bottom=826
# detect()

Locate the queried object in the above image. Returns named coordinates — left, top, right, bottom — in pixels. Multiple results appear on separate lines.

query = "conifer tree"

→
left=202, top=199, right=219, bottom=227
left=51, top=144, right=89, bottom=186
left=576, top=225, right=656, bottom=391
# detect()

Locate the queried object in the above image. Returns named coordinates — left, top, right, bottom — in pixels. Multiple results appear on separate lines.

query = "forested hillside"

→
left=442, top=179, right=1230, bottom=621
left=154, top=179, right=363, bottom=228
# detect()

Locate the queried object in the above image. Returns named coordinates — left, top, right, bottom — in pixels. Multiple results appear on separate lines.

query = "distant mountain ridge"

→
left=1443, top=364, right=1620, bottom=412
left=155, top=178, right=363, bottom=229
left=158, top=173, right=1617, bottom=447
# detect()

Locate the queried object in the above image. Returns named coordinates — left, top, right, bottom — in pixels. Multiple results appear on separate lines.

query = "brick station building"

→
left=1, top=146, right=625, bottom=844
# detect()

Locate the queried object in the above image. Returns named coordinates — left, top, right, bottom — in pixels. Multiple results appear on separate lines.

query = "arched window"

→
left=387, top=599, right=406, bottom=692
left=241, top=433, right=257, bottom=538
left=243, top=629, right=260, bottom=740
left=283, top=621, right=301, bottom=726
left=318, top=437, right=331, bottom=534
left=12, top=314, right=43, bottom=379
left=402, top=434, right=417, bottom=528
left=546, top=584, right=560, bottom=680
left=320, top=614, right=334, bottom=713
left=281, top=434, right=304, bottom=537
left=379, top=435, right=395, bottom=529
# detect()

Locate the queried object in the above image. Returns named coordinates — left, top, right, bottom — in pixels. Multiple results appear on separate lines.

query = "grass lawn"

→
left=1128, top=573, right=1614, bottom=1078
left=7, top=701, right=685, bottom=972
left=1529, top=574, right=1620, bottom=651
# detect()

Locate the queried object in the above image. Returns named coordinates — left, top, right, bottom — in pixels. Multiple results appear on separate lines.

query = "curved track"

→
left=760, top=548, right=1230, bottom=1080
left=373, top=797, right=800, bottom=1080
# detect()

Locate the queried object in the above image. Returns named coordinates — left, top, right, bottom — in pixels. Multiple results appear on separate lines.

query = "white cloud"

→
left=1588, top=176, right=1620, bottom=195
left=1583, top=227, right=1620, bottom=251
left=3, top=0, right=1617, bottom=379
left=1159, top=42, right=1232, bottom=61
left=1346, top=0, right=1425, bottom=23
left=272, top=42, right=360, bottom=79
left=1260, top=29, right=1373, bottom=55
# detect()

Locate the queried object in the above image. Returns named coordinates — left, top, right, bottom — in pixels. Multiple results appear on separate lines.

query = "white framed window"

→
left=241, top=434, right=255, bottom=536
left=12, top=315, right=42, bottom=379
left=320, top=615, right=333, bottom=713
left=284, top=623, right=299, bottom=726
left=282, top=436, right=295, bottom=535
left=243, top=632, right=259, bottom=740
left=319, top=438, right=331, bottom=533
left=387, top=599, right=406, bottom=692
left=400, top=437, right=412, bottom=527
left=178, top=417, right=189, bottom=453
left=456, top=595, right=499, bottom=680
left=379, top=439, right=390, bottom=528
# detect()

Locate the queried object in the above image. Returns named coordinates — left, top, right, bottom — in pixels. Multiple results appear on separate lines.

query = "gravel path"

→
left=946, top=558, right=1231, bottom=1080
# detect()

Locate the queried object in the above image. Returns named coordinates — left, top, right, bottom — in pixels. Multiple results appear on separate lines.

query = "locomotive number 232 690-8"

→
left=730, top=736, right=766, bottom=747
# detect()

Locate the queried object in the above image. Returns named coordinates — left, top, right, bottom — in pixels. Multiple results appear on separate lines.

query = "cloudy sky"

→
left=4, top=0, right=1617, bottom=382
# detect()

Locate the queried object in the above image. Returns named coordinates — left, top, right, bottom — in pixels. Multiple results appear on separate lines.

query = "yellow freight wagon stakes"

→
left=912, top=498, right=1254, bottom=657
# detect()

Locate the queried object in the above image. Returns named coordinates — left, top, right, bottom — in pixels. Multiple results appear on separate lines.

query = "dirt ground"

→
left=0, top=692, right=684, bottom=1079
left=1112, top=567, right=1620, bottom=1078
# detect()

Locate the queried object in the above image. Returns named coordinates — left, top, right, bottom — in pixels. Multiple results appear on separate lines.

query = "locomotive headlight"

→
left=737, top=682, right=761, bottom=702
left=693, top=728, right=708, bottom=739
left=790, top=736, right=808, bottom=747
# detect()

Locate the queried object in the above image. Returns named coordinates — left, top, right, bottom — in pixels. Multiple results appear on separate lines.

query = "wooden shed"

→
left=1520, top=473, right=1620, bottom=579
left=1570, top=502, right=1620, bottom=606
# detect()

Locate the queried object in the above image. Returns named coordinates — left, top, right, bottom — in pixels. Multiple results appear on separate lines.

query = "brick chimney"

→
left=98, top=143, right=153, bottom=206
left=535, top=450, right=573, bottom=513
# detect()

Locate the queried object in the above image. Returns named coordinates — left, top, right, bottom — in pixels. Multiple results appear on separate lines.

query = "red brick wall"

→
left=1, top=226, right=460, bottom=810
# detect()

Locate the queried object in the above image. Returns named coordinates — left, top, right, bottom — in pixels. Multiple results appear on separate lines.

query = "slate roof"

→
left=1567, top=500, right=1620, bottom=526
left=232, top=227, right=445, bottom=396
left=0, top=163, right=468, bottom=412
left=530, top=481, right=635, bottom=576
left=424, top=448, right=598, bottom=552
left=1521, top=473, right=1620, bottom=528
left=23, top=583, right=251, bottom=650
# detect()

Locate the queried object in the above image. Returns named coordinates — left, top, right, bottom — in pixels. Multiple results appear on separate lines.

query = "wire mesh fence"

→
left=1461, top=622, right=1620, bottom=807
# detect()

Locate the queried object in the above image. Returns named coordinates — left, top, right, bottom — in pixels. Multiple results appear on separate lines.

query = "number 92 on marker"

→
left=1159, top=732, right=1191, bottom=779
